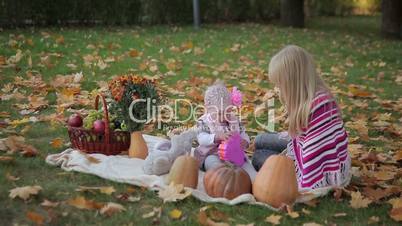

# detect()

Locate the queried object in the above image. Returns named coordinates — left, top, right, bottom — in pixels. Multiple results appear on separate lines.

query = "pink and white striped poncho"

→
left=287, top=91, right=351, bottom=191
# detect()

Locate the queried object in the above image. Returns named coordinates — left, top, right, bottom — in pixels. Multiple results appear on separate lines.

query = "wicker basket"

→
left=67, top=94, right=130, bottom=155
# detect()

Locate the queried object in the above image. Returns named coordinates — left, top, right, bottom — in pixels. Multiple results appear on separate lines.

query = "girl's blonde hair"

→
left=268, top=45, right=330, bottom=137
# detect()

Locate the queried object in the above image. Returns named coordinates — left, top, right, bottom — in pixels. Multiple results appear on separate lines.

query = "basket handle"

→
left=95, top=94, right=110, bottom=144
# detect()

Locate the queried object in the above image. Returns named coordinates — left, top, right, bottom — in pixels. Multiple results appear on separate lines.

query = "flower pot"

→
left=128, top=131, right=148, bottom=159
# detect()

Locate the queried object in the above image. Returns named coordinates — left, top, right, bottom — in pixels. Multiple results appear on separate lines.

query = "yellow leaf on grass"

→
left=198, top=206, right=229, bottom=226
left=0, top=156, right=14, bottom=162
left=21, top=125, right=32, bottom=134
left=50, top=138, right=63, bottom=148
left=97, top=59, right=107, bottom=70
left=390, top=207, right=402, bottom=222
left=28, top=55, right=32, bottom=68
left=350, top=191, right=372, bottom=209
left=265, top=214, right=282, bottom=225
left=129, top=49, right=141, bottom=58
left=288, top=211, right=299, bottom=218
left=368, top=216, right=380, bottom=224
left=127, top=186, right=136, bottom=193
left=26, top=211, right=45, bottom=225
left=348, top=85, right=373, bottom=98
left=389, top=198, right=402, bottom=222
left=7, top=49, right=23, bottom=64
left=181, top=41, right=193, bottom=51
left=230, top=43, right=241, bottom=52
left=100, top=186, right=116, bottom=195
left=6, top=172, right=19, bottom=181
left=55, top=35, right=65, bottom=44
left=372, top=170, right=396, bottom=181
left=2, top=136, right=25, bottom=152
left=0, top=55, right=7, bottom=65
left=169, top=209, right=182, bottom=219
left=348, top=144, right=365, bottom=158
left=67, top=196, right=103, bottom=210
left=20, top=143, right=39, bottom=157
left=393, top=150, right=402, bottom=161
left=165, top=59, right=182, bottom=71
left=76, top=186, right=115, bottom=195
left=285, top=205, right=299, bottom=218
left=389, top=198, right=402, bottom=208
left=142, top=207, right=161, bottom=219
left=3, top=136, right=39, bottom=157
left=142, top=210, right=156, bottom=219
left=40, top=55, right=53, bottom=68
left=194, top=47, right=204, bottom=55
left=333, top=212, right=347, bottom=217
left=302, top=223, right=322, bottom=226
left=149, top=64, right=158, bottom=73
left=10, top=118, right=30, bottom=127
left=40, top=199, right=59, bottom=208
left=100, top=202, right=126, bottom=216
left=9, top=185, right=42, bottom=200
left=302, top=208, right=311, bottom=215
left=158, top=183, right=191, bottom=203
left=345, top=119, right=369, bottom=141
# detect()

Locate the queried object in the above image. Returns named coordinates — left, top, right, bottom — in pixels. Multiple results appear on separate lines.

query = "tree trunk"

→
left=280, top=0, right=304, bottom=28
left=381, top=0, right=402, bottom=38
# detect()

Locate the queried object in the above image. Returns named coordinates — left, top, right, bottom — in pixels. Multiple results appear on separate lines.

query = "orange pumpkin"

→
left=167, top=155, right=199, bottom=188
left=252, top=155, right=299, bottom=208
left=204, top=163, right=251, bottom=200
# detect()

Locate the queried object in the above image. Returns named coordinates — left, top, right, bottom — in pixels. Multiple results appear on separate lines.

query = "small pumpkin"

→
left=204, top=163, right=251, bottom=200
left=167, top=155, right=199, bottom=188
left=252, top=155, right=299, bottom=208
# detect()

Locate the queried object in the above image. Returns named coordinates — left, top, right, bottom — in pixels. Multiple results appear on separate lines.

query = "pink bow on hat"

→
left=231, top=86, right=242, bottom=107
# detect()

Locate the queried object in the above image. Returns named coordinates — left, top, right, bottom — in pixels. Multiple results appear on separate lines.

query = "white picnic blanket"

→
left=45, top=134, right=332, bottom=210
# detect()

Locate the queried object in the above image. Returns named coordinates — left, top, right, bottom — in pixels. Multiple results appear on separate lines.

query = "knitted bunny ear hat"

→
left=204, top=80, right=231, bottom=111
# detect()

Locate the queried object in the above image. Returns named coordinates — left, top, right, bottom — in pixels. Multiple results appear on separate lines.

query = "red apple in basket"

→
left=93, top=120, right=106, bottom=134
left=68, top=114, right=83, bottom=127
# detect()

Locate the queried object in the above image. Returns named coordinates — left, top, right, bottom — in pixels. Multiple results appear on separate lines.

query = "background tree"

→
left=280, top=0, right=304, bottom=28
left=381, top=0, right=402, bottom=38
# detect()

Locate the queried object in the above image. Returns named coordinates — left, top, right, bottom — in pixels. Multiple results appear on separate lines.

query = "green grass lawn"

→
left=1, top=16, right=401, bottom=225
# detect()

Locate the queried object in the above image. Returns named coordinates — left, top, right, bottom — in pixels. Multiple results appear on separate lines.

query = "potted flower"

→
left=108, top=74, right=160, bottom=159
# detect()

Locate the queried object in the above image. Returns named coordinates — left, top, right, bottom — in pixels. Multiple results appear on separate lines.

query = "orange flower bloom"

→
left=108, top=74, right=156, bottom=102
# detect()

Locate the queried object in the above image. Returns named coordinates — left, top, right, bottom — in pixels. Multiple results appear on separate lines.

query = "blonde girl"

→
left=252, top=45, right=351, bottom=191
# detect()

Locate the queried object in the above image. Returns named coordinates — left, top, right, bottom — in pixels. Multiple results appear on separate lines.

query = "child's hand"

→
left=214, top=132, right=231, bottom=143
left=240, top=139, right=249, bottom=149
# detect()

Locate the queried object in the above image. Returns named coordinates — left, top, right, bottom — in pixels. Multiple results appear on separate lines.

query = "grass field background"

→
left=1, top=16, right=401, bottom=225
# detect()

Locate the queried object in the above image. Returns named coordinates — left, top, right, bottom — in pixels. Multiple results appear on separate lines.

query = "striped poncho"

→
left=287, top=91, right=351, bottom=191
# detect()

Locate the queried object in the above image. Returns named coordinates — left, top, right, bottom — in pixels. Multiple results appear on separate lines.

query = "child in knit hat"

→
left=194, top=80, right=257, bottom=181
